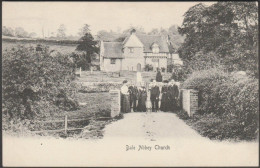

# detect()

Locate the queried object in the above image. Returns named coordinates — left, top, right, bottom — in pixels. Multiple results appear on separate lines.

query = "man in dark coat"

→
left=150, top=80, right=160, bottom=112
left=160, top=81, right=169, bottom=112
left=156, top=70, right=162, bottom=82
left=129, top=84, right=139, bottom=112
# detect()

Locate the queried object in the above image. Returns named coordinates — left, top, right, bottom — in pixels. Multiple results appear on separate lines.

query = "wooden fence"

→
left=31, top=115, right=111, bottom=134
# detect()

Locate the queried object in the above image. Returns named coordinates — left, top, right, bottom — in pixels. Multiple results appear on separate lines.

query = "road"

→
left=2, top=112, right=258, bottom=167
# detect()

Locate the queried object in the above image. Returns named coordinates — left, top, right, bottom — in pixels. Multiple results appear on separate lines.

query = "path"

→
left=103, top=112, right=203, bottom=140
left=3, top=112, right=258, bottom=166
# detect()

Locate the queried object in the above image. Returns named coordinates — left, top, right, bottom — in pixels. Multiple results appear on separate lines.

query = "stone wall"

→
left=109, top=90, right=121, bottom=118
left=181, top=89, right=198, bottom=117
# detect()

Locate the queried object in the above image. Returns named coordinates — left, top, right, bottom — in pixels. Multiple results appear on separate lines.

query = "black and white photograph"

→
left=2, top=1, right=259, bottom=167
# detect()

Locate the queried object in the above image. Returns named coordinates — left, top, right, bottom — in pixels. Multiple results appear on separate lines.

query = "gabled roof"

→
left=103, top=42, right=123, bottom=58
left=136, top=34, right=169, bottom=53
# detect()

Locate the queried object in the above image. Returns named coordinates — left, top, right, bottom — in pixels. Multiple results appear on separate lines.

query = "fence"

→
left=31, top=115, right=111, bottom=134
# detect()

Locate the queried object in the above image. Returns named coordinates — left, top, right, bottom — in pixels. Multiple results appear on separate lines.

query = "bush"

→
left=176, top=110, right=189, bottom=120
left=145, top=64, right=153, bottom=71
left=70, top=52, right=91, bottom=71
left=182, top=68, right=259, bottom=140
left=2, top=45, right=79, bottom=121
left=170, top=65, right=187, bottom=82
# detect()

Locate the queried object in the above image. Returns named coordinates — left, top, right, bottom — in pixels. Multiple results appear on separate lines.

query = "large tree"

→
left=57, top=24, right=66, bottom=38
left=76, top=32, right=99, bottom=64
left=178, top=2, right=258, bottom=76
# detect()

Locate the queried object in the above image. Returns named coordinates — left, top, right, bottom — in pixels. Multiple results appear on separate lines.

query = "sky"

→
left=3, top=2, right=216, bottom=37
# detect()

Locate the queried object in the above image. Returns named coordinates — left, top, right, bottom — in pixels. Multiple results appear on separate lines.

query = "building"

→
left=100, top=29, right=182, bottom=72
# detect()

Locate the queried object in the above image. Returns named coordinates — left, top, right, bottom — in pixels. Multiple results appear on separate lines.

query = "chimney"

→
left=130, top=28, right=136, bottom=35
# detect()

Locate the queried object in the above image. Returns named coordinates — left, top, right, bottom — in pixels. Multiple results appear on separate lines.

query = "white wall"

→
left=122, top=58, right=144, bottom=71
left=103, top=58, right=122, bottom=72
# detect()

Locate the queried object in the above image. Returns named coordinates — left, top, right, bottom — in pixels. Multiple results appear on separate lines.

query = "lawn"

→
left=77, top=70, right=172, bottom=83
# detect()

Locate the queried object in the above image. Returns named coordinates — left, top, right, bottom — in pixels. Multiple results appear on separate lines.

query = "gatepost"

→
left=110, top=89, right=121, bottom=118
left=181, top=89, right=198, bottom=117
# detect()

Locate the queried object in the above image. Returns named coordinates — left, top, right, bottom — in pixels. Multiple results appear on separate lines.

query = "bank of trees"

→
left=176, top=2, right=259, bottom=141
left=178, top=2, right=258, bottom=78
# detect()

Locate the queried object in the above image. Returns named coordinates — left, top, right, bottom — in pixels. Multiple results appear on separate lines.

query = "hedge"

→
left=181, top=68, right=259, bottom=140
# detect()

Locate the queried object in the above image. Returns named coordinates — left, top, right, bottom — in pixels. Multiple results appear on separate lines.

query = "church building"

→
left=100, top=29, right=180, bottom=72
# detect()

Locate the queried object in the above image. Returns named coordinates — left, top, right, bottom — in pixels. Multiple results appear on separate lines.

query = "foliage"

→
left=3, top=26, right=37, bottom=38
left=78, top=24, right=91, bottom=37
left=57, top=24, right=66, bottom=38
left=76, top=32, right=99, bottom=63
left=2, top=45, right=79, bottom=121
left=145, top=64, right=153, bottom=71
left=178, top=2, right=258, bottom=77
left=70, top=52, right=91, bottom=70
left=182, top=68, right=259, bottom=140
left=170, top=64, right=187, bottom=82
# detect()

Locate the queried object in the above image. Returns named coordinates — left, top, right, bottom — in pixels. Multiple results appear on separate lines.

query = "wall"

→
left=103, top=58, right=122, bottom=72
left=122, top=47, right=144, bottom=71
left=122, top=57, right=144, bottom=71
left=145, top=57, right=167, bottom=70
left=181, top=89, right=198, bottom=117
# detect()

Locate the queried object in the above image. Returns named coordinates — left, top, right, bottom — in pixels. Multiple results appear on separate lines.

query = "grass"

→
left=77, top=70, right=172, bottom=83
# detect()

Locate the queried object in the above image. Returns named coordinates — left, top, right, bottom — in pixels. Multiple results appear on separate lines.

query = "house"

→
left=100, top=29, right=182, bottom=72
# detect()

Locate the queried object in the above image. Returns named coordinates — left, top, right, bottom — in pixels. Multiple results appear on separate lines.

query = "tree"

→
left=178, top=2, right=258, bottom=77
left=57, top=24, right=66, bottom=38
left=96, top=30, right=121, bottom=42
left=148, top=28, right=160, bottom=35
left=2, top=26, right=15, bottom=37
left=78, top=24, right=90, bottom=37
left=76, top=32, right=99, bottom=64
left=15, top=27, right=29, bottom=38
left=2, top=46, right=78, bottom=120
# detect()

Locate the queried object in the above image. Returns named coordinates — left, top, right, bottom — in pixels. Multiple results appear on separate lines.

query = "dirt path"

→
left=103, top=112, right=205, bottom=141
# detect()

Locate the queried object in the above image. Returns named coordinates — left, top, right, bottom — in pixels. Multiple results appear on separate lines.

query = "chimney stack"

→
left=130, top=28, right=136, bottom=35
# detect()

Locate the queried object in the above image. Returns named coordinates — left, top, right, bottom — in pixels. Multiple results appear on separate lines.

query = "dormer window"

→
left=152, top=43, right=159, bottom=53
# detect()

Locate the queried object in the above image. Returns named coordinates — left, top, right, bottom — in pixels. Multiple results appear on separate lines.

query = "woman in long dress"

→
left=121, top=80, right=131, bottom=113
left=160, top=82, right=169, bottom=112
left=137, top=86, right=147, bottom=112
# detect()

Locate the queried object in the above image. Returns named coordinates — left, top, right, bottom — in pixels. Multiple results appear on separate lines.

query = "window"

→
left=129, top=47, right=134, bottom=53
left=110, top=59, right=116, bottom=64
left=152, top=43, right=159, bottom=53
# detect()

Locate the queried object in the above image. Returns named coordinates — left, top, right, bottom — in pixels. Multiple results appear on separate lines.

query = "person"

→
left=150, top=80, right=160, bottom=112
left=169, top=79, right=179, bottom=112
left=137, top=86, right=147, bottom=112
left=160, top=81, right=169, bottom=112
left=121, top=80, right=131, bottom=113
left=156, top=70, right=162, bottom=82
left=128, top=84, right=139, bottom=112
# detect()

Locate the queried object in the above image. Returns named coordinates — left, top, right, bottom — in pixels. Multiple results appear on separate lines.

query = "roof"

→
left=103, top=42, right=123, bottom=58
left=136, top=34, right=169, bottom=53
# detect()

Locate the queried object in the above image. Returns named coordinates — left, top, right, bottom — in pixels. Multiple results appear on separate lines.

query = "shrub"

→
left=145, top=64, right=153, bottom=71
left=182, top=68, right=259, bottom=140
left=2, top=45, right=79, bottom=121
left=176, top=110, right=189, bottom=120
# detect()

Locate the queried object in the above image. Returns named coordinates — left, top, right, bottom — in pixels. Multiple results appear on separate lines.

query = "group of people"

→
left=120, top=80, right=147, bottom=113
left=120, top=79, right=180, bottom=113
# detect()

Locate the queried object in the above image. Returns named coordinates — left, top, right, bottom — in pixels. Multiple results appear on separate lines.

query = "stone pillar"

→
left=181, top=89, right=198, bottom=117
left=110, top=90, right=121, bottom=118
